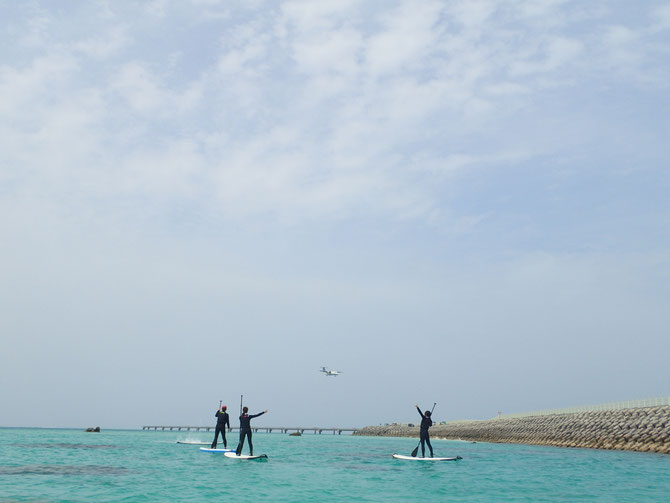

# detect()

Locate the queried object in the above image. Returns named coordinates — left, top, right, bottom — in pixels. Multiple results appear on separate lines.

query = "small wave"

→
left=178, top=437, right=209, bottom=443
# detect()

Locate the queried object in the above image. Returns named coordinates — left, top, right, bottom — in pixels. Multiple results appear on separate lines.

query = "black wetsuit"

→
left=235, top=411, right=266, bottom=455
left=416, top=406, right=434, bottom=457
left=211, top=410, right=230, bottom=448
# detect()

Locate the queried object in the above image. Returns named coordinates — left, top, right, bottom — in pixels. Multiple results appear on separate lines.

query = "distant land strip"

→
left=354, top=406, right=670, bottom=454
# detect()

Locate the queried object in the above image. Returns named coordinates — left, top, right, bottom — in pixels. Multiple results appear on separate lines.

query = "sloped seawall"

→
left=355, top=406, right=670, bottom=454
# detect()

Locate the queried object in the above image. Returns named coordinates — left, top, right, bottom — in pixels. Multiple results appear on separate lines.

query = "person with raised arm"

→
left=235, top=406, right=268, bottom=456
left=211, top=404, right=231, bottom=449
left=415, top=404, right=434, bottom=458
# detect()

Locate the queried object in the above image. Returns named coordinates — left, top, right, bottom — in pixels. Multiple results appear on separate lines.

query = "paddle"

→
left=411, top=403, right=437, bottom=457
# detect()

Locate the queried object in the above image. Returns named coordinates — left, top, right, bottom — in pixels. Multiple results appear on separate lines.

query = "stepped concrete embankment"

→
left=355, top=406, right=670, bottom=454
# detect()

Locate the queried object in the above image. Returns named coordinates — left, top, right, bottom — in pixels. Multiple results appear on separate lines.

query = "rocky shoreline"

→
left=354, top=406, right=670, bottom=454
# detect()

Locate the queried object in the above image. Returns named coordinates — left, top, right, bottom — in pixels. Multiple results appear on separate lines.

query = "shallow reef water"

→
left=1, top=428, right=669, bottom=502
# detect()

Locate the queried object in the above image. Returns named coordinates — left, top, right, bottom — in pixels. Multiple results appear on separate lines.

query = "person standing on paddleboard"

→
left=235, top=407, right=268, bottom=456
left=211, top=405, right=231, bottom=449
left=416, top=404, right=434, bottom=458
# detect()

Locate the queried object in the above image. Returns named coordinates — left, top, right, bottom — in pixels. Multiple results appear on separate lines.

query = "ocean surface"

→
left=1, top=428, right=669, bottom=502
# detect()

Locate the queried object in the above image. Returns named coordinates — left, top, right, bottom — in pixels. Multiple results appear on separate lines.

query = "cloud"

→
left=1, top=0, right=668, bottom=228
left=651, top=3, right=670, bottom=32
left=0, top=53, right=78, bottom=118
left=72, top=24, right=130, bottom=59
left=509, top=36, right=583, bottom=76
left=113, top=62, right=168, bottom=112
left=364, top=0, right=444, bottom=77
left=16, top=3, right=52, bottom=48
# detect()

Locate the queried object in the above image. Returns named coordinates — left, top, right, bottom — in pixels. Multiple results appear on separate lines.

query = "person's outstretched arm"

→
left=416, top=405, right=425, bottom=418
left=249, top=410, right=268, bottom=419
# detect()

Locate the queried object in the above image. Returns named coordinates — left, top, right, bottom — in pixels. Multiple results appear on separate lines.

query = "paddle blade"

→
left=411, top=445, right=419, bottom=457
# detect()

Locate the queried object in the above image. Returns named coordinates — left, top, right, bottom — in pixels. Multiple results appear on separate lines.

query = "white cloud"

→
left=509, top=36, right=583, bottom=77
left=0, top=54, right=78, bottom=118
left=650, top=3, right=670, bottom=32
left=419, top=150, right=533, bottom=175
left=290, top=26, right=363, bottom=77
left=593, top=19, right=670, bottom=86
left=279, top=0, right=359, bottom=34
left=191, top=0, right=224, bottom=5
left=602, top=24, right=640, bottom=62
left=145, top=0, right=169, bottom=18
left=116, top=139, right=206, bottom=198
left=447, top=0, right=498, bottom=29
left=1, top=0, right=668, bottom=227
left=364, top=0, right=443, bottom=77
left=113, top=62, right=167, bottom=112
left=216, top=25, right=270, bottom=76
left=72, top=24, right=130, bottom=59
left=17, top=4, right=51, bottom=47
left=111, top=61, right=204, bottom=115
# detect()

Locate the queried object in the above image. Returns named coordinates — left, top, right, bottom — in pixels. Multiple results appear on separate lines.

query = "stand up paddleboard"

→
left=199, top=447, right=235, bottom=453
left=223, top=452, right=268, bottom=460
left=392, top=453, right=462, bottom=461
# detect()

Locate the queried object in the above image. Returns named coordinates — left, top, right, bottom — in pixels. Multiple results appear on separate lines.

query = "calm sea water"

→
left=1, top=428, right=669, bottom=502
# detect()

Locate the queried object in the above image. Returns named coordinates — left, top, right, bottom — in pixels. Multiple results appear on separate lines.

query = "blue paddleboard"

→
left=200, top=447, right=235, bottom=453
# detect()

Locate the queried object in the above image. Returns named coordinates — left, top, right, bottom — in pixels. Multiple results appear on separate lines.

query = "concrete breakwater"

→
left=354, top=406, right=670, bottom=454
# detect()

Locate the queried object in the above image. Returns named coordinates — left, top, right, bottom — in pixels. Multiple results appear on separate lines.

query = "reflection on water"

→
left=0, top=464, right=129, bottom=476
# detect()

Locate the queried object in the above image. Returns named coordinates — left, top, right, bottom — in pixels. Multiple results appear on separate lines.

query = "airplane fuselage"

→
left=320, top=367, right=341, bottom=376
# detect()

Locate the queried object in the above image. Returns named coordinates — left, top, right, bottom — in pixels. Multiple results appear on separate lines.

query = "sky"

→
left=1, top=0, right=669, bottom=430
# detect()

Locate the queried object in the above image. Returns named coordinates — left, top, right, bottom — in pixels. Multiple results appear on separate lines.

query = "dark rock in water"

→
left=289, top=431, right=302, bottom=436
left=85, top=427, right=101, bottom=432
left=0, top=464, right=127, bottom=476
left=13, top=443, right=120, bottom=450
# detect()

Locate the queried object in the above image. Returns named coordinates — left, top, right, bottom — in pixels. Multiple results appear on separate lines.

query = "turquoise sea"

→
left=1, top=428, right=669, bottom=502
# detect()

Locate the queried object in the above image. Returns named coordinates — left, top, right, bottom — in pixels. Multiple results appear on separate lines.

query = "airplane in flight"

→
left=320, top=366, right=342, bottom=377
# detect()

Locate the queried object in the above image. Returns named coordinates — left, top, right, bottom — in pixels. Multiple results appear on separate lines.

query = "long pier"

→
left=142, top=425, right=359, bottom=435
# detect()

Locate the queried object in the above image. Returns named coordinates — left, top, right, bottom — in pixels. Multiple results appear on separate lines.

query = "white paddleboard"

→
left=200, top=447, right=235, bottom=453
left=392, top=453, right=462, bottom=461
left=223, top=452, right=268, bottom=460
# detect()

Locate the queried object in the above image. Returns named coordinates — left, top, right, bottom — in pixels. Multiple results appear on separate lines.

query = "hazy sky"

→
left=1, top=0, right=669, bottom=430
